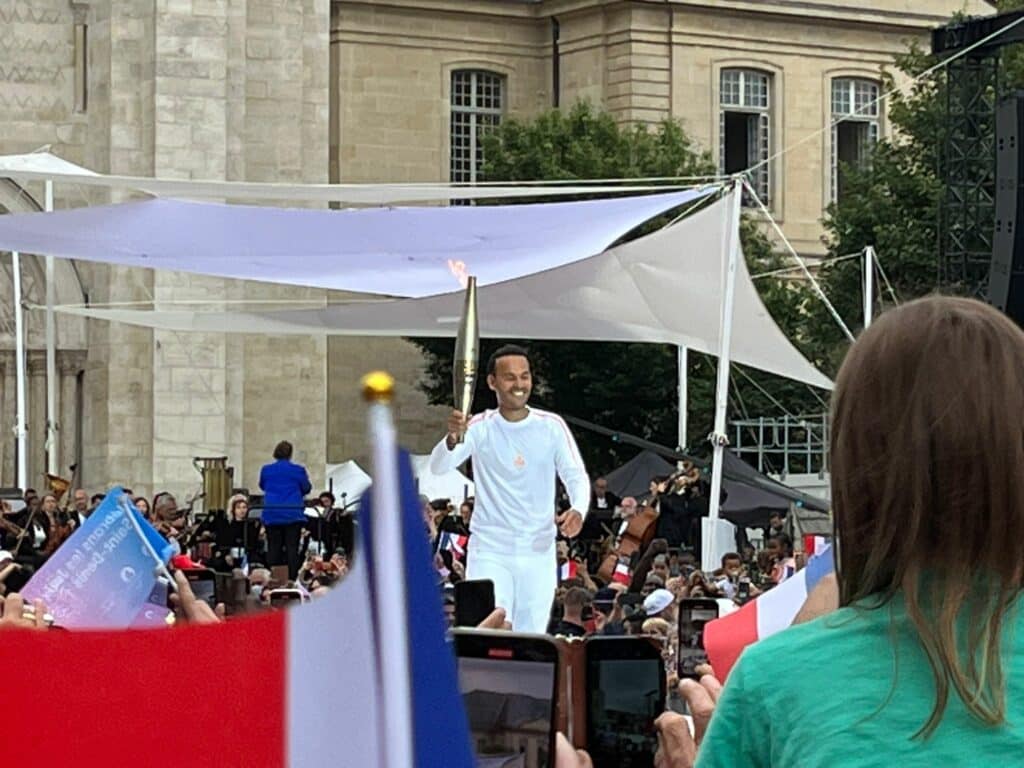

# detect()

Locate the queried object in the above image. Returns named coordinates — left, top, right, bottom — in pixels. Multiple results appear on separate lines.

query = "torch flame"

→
left=447, top=259, right=470, bottom=289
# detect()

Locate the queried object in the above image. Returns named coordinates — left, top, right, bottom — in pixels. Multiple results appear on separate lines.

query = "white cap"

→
left=643, top=588, right=674, bottom=617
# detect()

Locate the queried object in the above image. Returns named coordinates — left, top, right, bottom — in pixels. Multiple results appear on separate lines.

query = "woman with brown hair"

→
left=692, top=297, right=1024, bottom=766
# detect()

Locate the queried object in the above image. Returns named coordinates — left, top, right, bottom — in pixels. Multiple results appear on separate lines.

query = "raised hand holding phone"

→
left=654, top=672, right=723, bottom=768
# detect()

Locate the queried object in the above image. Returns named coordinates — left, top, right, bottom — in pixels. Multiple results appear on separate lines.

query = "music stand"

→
left=243, top=506, right=265, bottom=564
left=301, top=503, right=327, bottom=557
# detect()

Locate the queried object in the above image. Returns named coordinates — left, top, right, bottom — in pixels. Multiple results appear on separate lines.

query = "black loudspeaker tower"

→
left=991, top=92, right=1024, bottom=324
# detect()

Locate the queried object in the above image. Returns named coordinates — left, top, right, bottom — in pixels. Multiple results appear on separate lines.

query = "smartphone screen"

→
left=586, top=637, right=665, bottom=768
left=677, top=599, right=720, bottom=679
left=737, top=579, right=751, bottom=603
left=454, top=579, right=495, bottom=628
left=180, top=569, right=218, bottom=610
left=269, top=589, right=304, bottom=607
left=453, top=630, right=559, bottom=768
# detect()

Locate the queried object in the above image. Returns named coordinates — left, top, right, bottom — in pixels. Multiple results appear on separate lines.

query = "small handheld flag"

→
left=612, top=558, right=632, bottom=585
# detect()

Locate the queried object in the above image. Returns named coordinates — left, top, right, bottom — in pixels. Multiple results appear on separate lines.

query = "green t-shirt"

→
left=697, top=596, right=1024, bottom=767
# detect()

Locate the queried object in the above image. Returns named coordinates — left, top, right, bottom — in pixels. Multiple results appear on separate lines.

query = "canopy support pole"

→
left=13, top=250, right=27, bottom=491
left=677, top=345, right=687, bottom=452
left=45, top=179, right=58, bottom=476
left=863, top=246, right=875, bottom=331
left=706, top=179, right=743, bottom=564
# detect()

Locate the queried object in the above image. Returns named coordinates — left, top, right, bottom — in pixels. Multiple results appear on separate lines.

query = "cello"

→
left=596, top=501, right=659, bottom=582
left=595, top=462, right=703, bottom=583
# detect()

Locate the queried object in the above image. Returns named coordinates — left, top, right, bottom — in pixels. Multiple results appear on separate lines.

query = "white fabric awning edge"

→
left=50, top=197, right=833, bottom=390
left=0, top=151, right=717, bottom=204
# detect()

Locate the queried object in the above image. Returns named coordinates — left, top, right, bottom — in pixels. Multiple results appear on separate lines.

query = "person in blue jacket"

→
left=259, top=440, right=312, bottom=579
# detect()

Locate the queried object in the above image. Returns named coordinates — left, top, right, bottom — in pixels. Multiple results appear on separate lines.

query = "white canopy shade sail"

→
left=323, top=456, right=474, bottom=505
left=324, top=460, right=373, bottom=506
left=409, top=455, right=474, bottom=502
left=0, top=151, right=705, bottom=204
left=0, top=190, right=710, bottom=297
left=0, top=152, right=99, bottom=178
left=53, top=196, right=832, bottom=389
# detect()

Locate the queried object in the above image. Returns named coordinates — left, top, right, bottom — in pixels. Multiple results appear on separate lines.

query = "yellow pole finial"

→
left=361, top=371, right=395, bottom=403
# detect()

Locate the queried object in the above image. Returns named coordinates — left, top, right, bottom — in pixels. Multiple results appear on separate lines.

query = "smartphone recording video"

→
left=453, top=630, right=559, bottom=768
left=454, top=579, right=495, bottom=628
left=677, top=598, right=720, bottom=680
left=585, top=637, right=666, bottom=768
left=269, top=588, right=305, bottom=608
left=737, top=578, right=751, bottom=604
left=182, top=568, right=218, bottom=610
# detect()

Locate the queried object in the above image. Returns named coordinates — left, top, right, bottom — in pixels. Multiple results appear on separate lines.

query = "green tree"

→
left=813, top=46, right=947, bottom=376
left=410, top=102, right=820, bottom=474
left=818, top=2, right=1024, bottom=376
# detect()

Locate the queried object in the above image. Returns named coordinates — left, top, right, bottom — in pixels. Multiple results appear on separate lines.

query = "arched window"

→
left=450, top=70, right=504, bottom=184
left=719, top=68, right=771, bottom=205
left=830, top=77, right=880, bottom=203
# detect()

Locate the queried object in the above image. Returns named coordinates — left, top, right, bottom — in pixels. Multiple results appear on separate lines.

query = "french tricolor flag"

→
left=804, top=534, right=829, bottom=556
left=704, top=545, right=835, bottom=681
left=611, top=559, right=632, bottom=585
left=559, top=559, right=579, bottom=582
left=439, top=531, right=469, bottom=561
left=1, top=392, right=474, bottom=767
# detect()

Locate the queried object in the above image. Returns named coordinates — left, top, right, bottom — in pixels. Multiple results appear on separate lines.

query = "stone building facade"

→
left=0, top=0, right=989, bottom=500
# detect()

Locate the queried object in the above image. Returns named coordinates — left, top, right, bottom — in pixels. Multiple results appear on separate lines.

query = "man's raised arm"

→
left=429, top=409, right=476, bottom=475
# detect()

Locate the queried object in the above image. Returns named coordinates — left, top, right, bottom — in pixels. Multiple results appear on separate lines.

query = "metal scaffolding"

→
left=940, top=53, right=1000, bottom=294
left=933, top=10, right=1024, bottom=294
left=730, top=414, right=829, bottom=478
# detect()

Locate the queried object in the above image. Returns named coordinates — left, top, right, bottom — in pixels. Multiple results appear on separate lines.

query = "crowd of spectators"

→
left=3, top=296, right=1019, bottom=766
left=0, top=440, right=351, bottom=618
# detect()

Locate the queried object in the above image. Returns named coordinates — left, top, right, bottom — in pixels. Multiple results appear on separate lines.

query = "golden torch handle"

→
left=453, top=276, right=479, bottom=444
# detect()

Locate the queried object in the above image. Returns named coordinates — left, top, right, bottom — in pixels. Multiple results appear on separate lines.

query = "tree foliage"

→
left=817, top=7, right=1024, bottom=375
left=410, top=102, right=819, bottom=473
left=413, top=9, right=1024, bottom=475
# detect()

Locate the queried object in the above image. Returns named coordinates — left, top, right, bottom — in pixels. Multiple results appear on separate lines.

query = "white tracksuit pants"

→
left=466, top=540, right=557, bottom=634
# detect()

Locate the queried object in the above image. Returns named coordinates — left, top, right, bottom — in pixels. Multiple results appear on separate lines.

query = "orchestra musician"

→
left=212, top=493, right=263, bottom=569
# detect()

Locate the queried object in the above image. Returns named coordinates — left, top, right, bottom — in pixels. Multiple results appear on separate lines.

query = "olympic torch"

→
left=452, top=276, right=479, bottom=444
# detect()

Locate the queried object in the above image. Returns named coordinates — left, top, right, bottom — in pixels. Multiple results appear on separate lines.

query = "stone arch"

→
left=0, top=177, right=88, bottom=349
left=0, top=176, right=89, bottom=488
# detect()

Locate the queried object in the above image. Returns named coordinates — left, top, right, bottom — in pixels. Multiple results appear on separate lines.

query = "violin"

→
left=42, top=515, right=73, bottom=556
left=0, top=515, right=27, bottom=540
left=662, top=461, right=703, bottom=496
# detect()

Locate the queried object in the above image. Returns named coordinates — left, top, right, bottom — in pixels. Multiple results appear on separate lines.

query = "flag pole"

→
left=363, top=371, right=414, bottom=768
left=119, top=492, right=174, bottom=587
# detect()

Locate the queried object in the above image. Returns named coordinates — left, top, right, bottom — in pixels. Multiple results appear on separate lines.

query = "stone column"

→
left=59, top=351, right=86, bottom=484
left=26, top=351, right=47, bottom=492
left=75, top=1, right=157, bottom=496
left=0, top=352, right=8, bottom=488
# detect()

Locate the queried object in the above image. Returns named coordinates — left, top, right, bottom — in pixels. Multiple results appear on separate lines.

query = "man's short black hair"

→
left=273, top=440, right=293, bottom=460
left=563, top=587, right=592, bottom=610
left=486, top=344, right=530, bottom=376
